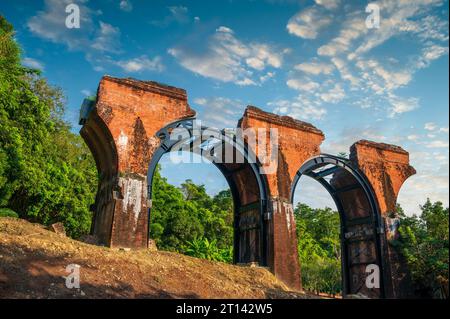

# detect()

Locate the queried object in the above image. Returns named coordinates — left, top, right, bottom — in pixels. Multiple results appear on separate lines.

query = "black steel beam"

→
left=313, top=166, right=340, bottom=179
left=346, top=216, right=372, bottom=226
left=333, top=183, right=361, bottom=194
left=221, top=165, right=247, bottom=177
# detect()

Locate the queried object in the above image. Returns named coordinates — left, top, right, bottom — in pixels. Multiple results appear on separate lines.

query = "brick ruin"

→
left=79, top=77, right=195, bottom=248
left=79, top=76, right=416, bottom=298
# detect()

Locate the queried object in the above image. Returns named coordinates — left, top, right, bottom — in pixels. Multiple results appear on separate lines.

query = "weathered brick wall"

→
left=239, top=106, right=325, bottom=291
left=350, top=140, right=416, bottom=216
left=81, top=76, right=195, bottom=248
left=96, top=77, right=195, bottom=175
left=350, top=140, right=416, bottom=298
left=80, top=76, right=416, bottom=297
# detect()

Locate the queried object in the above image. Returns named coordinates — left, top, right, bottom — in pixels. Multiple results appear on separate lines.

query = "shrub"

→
left=0, top=207, right=18, bottom=218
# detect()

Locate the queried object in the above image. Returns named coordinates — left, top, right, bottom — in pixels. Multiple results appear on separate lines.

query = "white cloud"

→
left=321, top=126, right=390, bottom=156
left=422, top=45, right=449, bottom=62
left=193, top=97, right=243, bottom=128
left=169, top=26, right=286, bottom=85
left=434, top=153, right=449, bottom=163
left=424, top=122, right=437, bottom=131
left=440, top=127, right=449, bottom=133
left=317, top=16, right=366, bottom=57
left=397, top=174, right=449, bottom=215
left=91, top=22, right=121, bottom=53
left=314, top=0, right=340, bottom=10
left=116, top=55, right=164, bottom=73
left=216, top=26, right=233, bottom=33
left=413, top=44, right=450, bottom=70
left=151, top=6, right=190, bottom=27
left=425, top=140, right=449, bottom=148
left=287, top=7, right=332, bottom=39
left=355, top=59, right=413, bottom=92
left=119, top=0, right=133, bottom=12
left=355, top=0, right=446, bottom=56
left=293, top=176, right=336, bottom=210
left=245, top=44, right=282, bottom=70
left=269, top=97, right=327, bottom=120
left=414, top=15, right=449, bottom=42
left=407, top=135, right=420, bottom=141
left=286, top=78, right=320, bottom=91
left=320, top=84, right=345, bottom=103
left=294, top=61, right=334, bottom=75
left=260, top=71, right=275, bottom=83
left=28, top=0, right=120, bottom=54
left=93, top=65, right=105, bottom=72
left=22, top=57, right=45, bottom=70
left=236, top=78, right=256, bottom=86
left=284, top=66, right=347, bottom=117
left=398, top=146, right=449, bottom=215
left=388, top=95, right=419, bottom=117
left=331, top=57, right=359, bottom=86
left=309, top=0, right=448, bottom=119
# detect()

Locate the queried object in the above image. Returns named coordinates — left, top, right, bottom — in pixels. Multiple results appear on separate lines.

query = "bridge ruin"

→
left=79, top=76, right=416, bottom=298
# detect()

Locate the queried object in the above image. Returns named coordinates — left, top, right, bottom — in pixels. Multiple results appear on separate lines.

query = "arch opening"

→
left=80, top=109, right=118, bottom=246
left=150, top=151, right=235, bottom=262
left=147, top=119, right=269, bottom=266
left=291, top=154, right=387, bottom=298
left=293, top=175, right=342, bottom=297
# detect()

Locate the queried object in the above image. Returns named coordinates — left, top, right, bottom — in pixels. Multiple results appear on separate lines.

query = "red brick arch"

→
left=80, top=76, right=416, bottom=298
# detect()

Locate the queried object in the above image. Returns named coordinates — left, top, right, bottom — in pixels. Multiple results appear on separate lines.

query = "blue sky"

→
left=1, top=0, right=448, bottom=215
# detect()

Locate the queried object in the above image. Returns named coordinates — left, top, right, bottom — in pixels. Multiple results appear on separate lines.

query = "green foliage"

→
left=294, top=203, right=342, bottom=295
left=1, top=16, right=447, bottom=299
left=185, top=237, right=233, bottom=263
left=0, top=207, right=18, bottom=218
left=0, top=16, right=97, bottom=238
left=294, top=199, right=449, bottom=297
left=301, top=256, right=341, bottom=294
left=0, top=16, right=21, bottom=73
left=395, top=199, right=449, bottom=297
left=150, top=166, right=234, bottom=259
left=151, top=168, right=449, bottom=297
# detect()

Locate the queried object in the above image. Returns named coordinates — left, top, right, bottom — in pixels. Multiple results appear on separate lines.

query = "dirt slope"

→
left=0, top=217, right=314, bottom=299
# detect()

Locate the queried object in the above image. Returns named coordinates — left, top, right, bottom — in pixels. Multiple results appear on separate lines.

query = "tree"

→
left=185, top=237, right=233, bottom=263
left=149, top=164, right=234, bottom=260
left=395, top=199, right=449, bottom=298
left=149, top=166, right=203, bottom=251
left=294, top=203, right=342, bottom=295
left=0, top=16, right=97, bottom=237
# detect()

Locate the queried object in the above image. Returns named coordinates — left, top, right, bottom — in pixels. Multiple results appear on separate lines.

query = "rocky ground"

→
left=0, top=217, right=316, bottom=299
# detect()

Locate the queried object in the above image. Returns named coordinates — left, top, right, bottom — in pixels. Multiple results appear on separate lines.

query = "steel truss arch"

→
left=147, top=118, right=269, bottom=266
left=291, top=154, right=388, bottom=298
